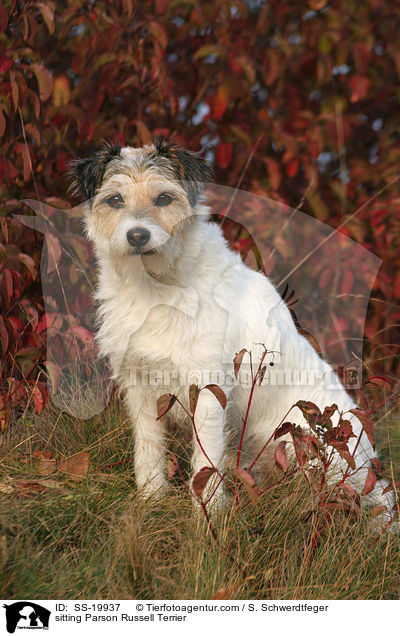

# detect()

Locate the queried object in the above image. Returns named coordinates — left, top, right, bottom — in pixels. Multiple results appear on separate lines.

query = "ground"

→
left=0, top=398, right=399, bottom=600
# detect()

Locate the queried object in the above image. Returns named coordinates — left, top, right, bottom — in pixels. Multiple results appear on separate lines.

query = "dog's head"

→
left=69, top=138, right=213, bottom=260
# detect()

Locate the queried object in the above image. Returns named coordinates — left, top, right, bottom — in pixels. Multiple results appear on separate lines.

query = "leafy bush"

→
left=1, top=0, right=399, bottom=426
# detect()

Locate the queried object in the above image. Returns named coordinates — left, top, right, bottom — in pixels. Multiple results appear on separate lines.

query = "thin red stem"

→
left=248, top=404, right=297, bottom=472
left=175, top=397, right=234, bottom=494
left=236, top=350, right=268, bottom=470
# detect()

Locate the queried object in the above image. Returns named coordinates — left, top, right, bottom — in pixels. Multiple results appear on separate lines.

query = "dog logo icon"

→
left=2, top=602, right=50, bottom=634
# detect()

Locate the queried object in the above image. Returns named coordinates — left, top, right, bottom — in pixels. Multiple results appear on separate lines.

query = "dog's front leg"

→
left=190, top=389, right=226, bottom=507
left=125, top=388, right=167, bottom=498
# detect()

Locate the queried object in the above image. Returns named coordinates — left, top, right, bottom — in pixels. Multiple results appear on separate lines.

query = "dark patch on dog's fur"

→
left=153, top=137, right=214, bottom=206
left=69, top=140, right=122, bottom=200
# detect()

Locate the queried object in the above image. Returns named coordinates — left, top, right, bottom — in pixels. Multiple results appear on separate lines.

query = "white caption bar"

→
left=1, top=599, right=396, bottom=635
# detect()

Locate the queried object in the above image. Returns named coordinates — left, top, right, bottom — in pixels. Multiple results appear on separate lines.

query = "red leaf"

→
left=382, top=480, right=400, bottom=495
left=0, top=316, right=9, bottom=352
left=155, top=0, right=170, bottom=14
left=33, top=449, right=52, bottom=461
left=362, top=467, right=377, bottom=495
left=327, top=439, right=356, bottom=470
left=371, top=505, right=388, bottom=518
left=0, top=55, right=12, bottom=72
left=293, top=436, right=308, bottom=466
left=37, top=312, right=58, bottom=334
left=149, top=21, right=168, bottom=49
left=204, top=384, right=227, bottom=409
left=322, top=404, right=337, bottom=425
left=45, top=233, right=61, bottom=274
left=15, top=482, right=47, bottom=497
left=216, top=142, right=233, bottom=169
left=167, top=452, right=179, bottom=479
left=0, top=395, right=9, bottom=432
left=189, top=384, right=200, bottom=414
left=69, top=326, right=94, bottom=348
left=210, top=86, right=228, bottom=119
left=265, top=49, right=282, bottom=85
left=233, top=237, right=254, bottom=253
left=0, top=8, right=9, bottom=34
left=234, top=468, right=260, bottom=504
left=296, top=400, right=322, bottom=431
left=273, top=421, right=295, bottom=440
left=301, top=434, right=320, bottom=458
left=337, top=419, right=356, bottom=443
left=44, top=361, right=62, bottom=394
left=32, top=383, right=47, bottom=415
left=350, top=75, right=371, bottom=102
left=31, top=63, right=53, bottom=101
left=2, top=268, right=13, bottom=301
left=366, top=376, right=392, bottom=390
left=274, top=441, right=288, bottom=472
left=231, top=55, right=256, bottom=83
left=33, top=449, right=56, bottom=476
left=370, top=457, right=382, bottom=476
left=258, top=365, right=267, bottom=386
left=349, top=408, right=375, bottom=449
left=286, top=158, right=299, bottom=178
left=233, top=348, right=247, bottom=379
left=18, top=253, right=38, bottom=278
left=192, top=466, right=216, bottom=497
left=8, top=378, right=27, bottom=407
left=156, top=393, right=177, bottom=420
left=10, top=70, right=18, bottom=110
left=36, top=2, right=55, bottom=34
left=264, top=157, right=281, bottom=190
left=59, top=452, right=89, bottom=479
left=339, top=482, right=357, bottom=498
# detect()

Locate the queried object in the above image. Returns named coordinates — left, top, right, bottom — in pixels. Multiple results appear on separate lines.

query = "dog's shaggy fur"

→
left=71, top=139, right=394, bottom=517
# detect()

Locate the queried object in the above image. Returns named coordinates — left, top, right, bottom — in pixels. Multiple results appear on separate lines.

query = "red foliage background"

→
left=1, top=0, right=399, bottom=426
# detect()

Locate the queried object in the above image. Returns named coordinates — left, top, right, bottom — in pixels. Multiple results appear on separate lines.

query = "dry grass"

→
left=0, top=399, right=399, bottom=600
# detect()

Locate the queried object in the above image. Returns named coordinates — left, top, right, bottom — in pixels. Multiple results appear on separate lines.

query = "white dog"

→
left=71, top=138, right=394, bottom=519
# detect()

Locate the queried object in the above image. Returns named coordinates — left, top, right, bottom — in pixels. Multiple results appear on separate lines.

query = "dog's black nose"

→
left=126, top=227, right=151, bottom=247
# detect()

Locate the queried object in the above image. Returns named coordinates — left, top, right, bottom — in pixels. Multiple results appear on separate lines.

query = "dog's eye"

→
left=106, top=194, right=124, bottom=208
left=154, top=193, right=174, bottom=207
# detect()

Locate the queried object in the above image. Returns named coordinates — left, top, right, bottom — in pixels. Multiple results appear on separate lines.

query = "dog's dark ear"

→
left=69, top=140, right=122, bottom=200
left=154, top=137, right=214, bottom=206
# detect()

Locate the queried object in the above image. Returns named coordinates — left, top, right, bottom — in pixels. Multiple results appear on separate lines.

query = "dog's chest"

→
left=98, top=283, right=229, bottom=373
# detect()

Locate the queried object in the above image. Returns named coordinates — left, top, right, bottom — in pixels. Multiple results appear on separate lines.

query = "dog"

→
left=70, top=138, right=395, bottom=521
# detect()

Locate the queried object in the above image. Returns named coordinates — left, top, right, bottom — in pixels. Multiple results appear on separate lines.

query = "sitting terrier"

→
left=70, top=138, right=395, bottom=522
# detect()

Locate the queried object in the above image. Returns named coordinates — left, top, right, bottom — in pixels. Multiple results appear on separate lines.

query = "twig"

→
left=220, top=136, right=262, bottom=228
left=278, top=175, right=400, bottom=287
left=175, top=396, right=234, bottom=494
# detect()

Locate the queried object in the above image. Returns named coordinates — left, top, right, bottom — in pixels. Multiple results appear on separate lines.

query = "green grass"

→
left=0, top=400, right=399, bottom=600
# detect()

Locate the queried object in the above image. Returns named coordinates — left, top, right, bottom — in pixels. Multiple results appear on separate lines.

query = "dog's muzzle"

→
left=126, top=227, right=151, bottom=248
